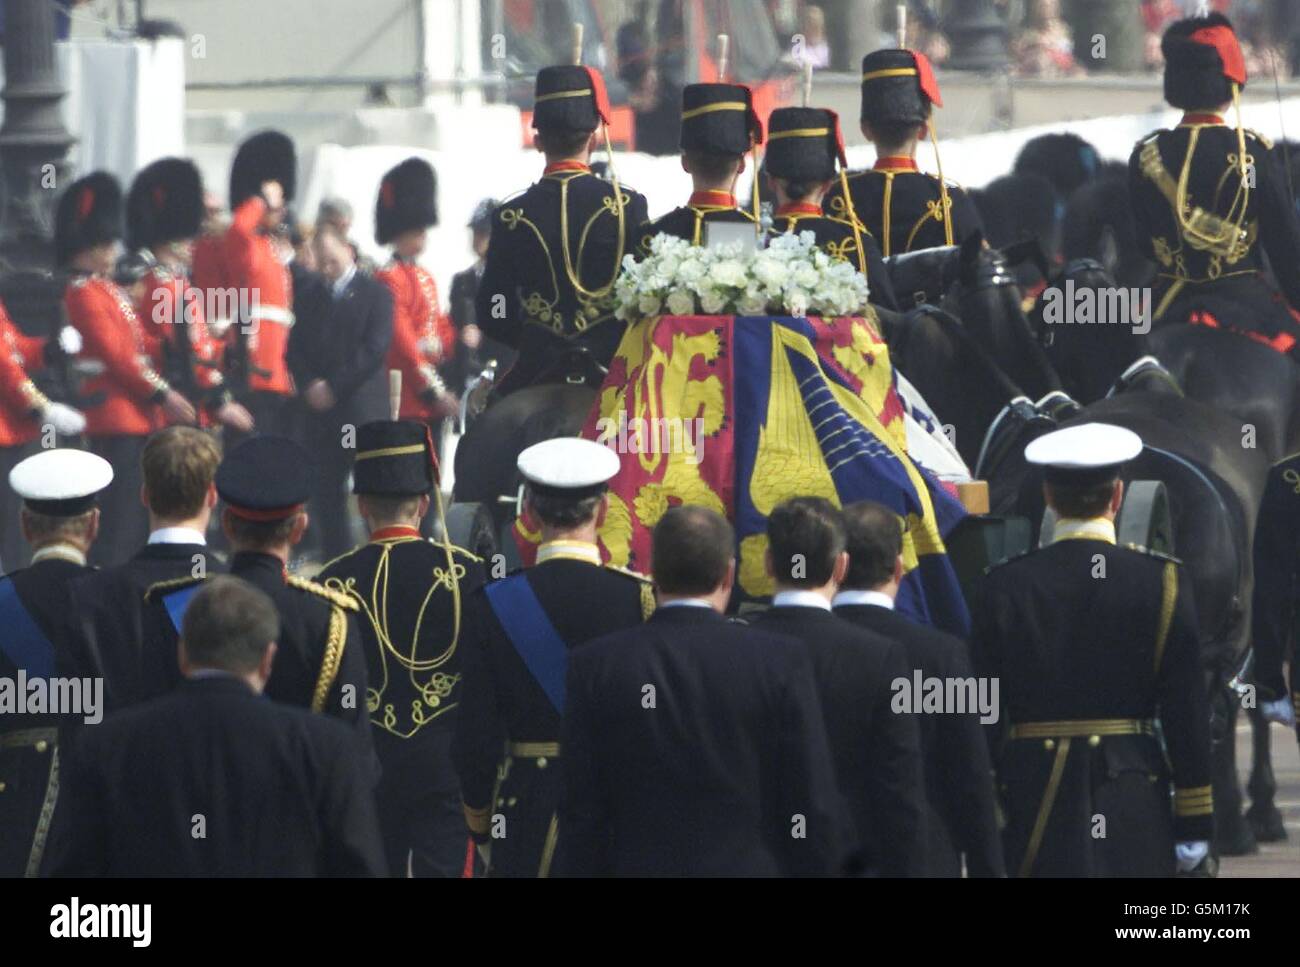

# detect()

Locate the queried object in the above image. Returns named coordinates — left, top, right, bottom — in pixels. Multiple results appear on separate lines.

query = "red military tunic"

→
left=65, top=274, right=169, bottom=437
left=375, top=258, right=454, bottom=420
left=138, top=264, right=227, bottom=426
left=0, top=302, right=50, bottom=447
left=223, top=197, right=294, bottom=395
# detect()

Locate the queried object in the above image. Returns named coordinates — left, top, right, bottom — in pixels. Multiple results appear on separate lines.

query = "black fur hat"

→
left=860, top=48, right=940, bottom=125
left=1013, top=133, right=1102, bottom=201
left=375, top=157, right=438, bottom=246
left=229, top=129, right=296, bottom=209
left=973, top=172, right=1060, bottom=259
left=765, top=107, right=844, bottom=183
left=1162, top=13, right=1244, bottom=110
left=54, top=171, right=123, bottom=267
left=352, top=420, right=439, bottom=495
left=681, top=83, right=763, bottom=156
left=126, top=157, right=204, bottom=251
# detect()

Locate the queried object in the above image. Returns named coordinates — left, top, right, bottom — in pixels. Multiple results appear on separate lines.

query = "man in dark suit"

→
left=452, top=437, right=654, bottom=877
left=834, top=500, right=1003, bottom=877
left=447, top=198, right=513, bottom=392
left=750, top=496, right=925, bottom=876
left=50, top=575, right=386, bottom=875
left=557, top=506, right=845, bottom=875
left=289, top=225, right=394, bottom=561
left=68, top=427, right=222, bottom=716
left=0, top=448, right=112, bottom=876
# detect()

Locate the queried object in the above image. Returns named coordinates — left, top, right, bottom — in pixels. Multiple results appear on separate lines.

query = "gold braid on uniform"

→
left=142, top=574, right=205, bottom=603
left=311, top=606, right=348, bottom=714
left=639, top=581, right=655, bottom=621
left=1153, top=562, right=1178, bottom=674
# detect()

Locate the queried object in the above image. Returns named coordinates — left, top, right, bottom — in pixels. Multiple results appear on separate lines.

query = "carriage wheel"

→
left=443, top=502, right=498, bottom=562
left=1116, top=480, right=1175, bottom=554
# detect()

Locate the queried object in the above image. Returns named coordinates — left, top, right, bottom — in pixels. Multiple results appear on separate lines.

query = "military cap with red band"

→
left=216, top=435, right=312, bottom=522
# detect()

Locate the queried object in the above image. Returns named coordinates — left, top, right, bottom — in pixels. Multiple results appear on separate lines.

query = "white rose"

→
left=700, top=289, right=727, bottom=314
left=638, top=293, right=662, bottom=316
left=711, top=260, right=747, bottom=287
left=738, top=291, right=768, bottom=316
left=786, top=289, right=810, bottom=318
left=677, top=258, right=706, bottom=282
left=665, top=289, right=696, bottom=316
left=793, top=264, right=819, bottom=289
left=753, top=256, right=789, bottom=288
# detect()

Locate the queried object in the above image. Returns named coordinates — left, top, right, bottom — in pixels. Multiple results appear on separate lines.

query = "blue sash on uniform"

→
left=483, top=573, right=568, bottom=714
left=163, top=584, right=203, bottom=634
left=0, top=576, right=54, bottom=679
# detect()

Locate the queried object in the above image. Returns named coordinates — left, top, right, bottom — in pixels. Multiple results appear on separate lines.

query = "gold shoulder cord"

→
left=837, top=168, right=870, bottom=275
left=1153, top=561, right=1178, bottom=675
left=881, top=173, right=894, bottom=257
left=312, top=606, right=348, bottom=713
left=559, top=126, right=628, bottom=303
left=639, top=581, right=655, bottom=620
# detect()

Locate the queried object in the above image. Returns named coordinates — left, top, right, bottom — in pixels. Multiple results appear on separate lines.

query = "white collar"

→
left=772, top=589, right=833, bottom=611
left=332, top=264, right=357, bottom=297
left=536, top=540, right=602, bottom=566
left=832, top=589, right=895, bottom=610
left=31, top=543, right=87, bottom=566
left=148, top=527, right=207, bottom=546
left=1051, top=517, right=1116, bottom=546
left=658, top=598, right=713, bottom=610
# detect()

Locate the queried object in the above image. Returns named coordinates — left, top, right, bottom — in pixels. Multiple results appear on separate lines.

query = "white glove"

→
left=40, top=401, right=86, bottom=436
left=1260, top=696, right=1296, bottom=728
left=1175, top=840, right=1210, bottom=873
left=57, top=325, right=82, bottom=355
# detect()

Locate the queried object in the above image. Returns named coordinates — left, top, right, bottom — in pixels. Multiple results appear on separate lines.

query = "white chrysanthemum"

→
left=665, top=289, right=695, bottom=316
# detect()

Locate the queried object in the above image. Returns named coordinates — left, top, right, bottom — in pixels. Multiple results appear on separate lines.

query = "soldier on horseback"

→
left=1129, top=13, right=1300, bottom=354
left=475, top=64, right=648, bottom=399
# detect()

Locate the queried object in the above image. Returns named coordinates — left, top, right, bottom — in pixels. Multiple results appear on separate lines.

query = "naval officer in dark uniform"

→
left=50, top=576, right=386, bottom=876
left=969, top=424, right=1215, bottom=877
left=557, top=506, right=846, bottom=875
left=1127, top=13, right=1300, bottom=345
left=317, top=420, right=486, bottom=876
left=476, top=64, right=648, bottom=398
left=749, top=497, right=925, bottom=876
left=638, top=82, right=763, bottom=250
left=834, top=500, right=1003, bottom=877
left=0, top=449, right=111, bottom=876
left=832, top=48, right=982, bottom=256
left=452, top=437, right=654, bottom=877
left=144, top=436, right=373, bottom=751
left=765, top=105, right=898, bottom=311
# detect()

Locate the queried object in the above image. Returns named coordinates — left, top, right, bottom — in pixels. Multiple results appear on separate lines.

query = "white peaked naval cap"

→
left=9, top=447, right=114, bottom=515
left=518, top=437, right=621, bottom=498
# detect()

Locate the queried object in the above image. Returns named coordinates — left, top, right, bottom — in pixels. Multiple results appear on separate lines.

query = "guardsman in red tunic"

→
left=57, top=171, right=196, bottom=566
left=0, top=302, right=85, bottom=570
left=222, top=130, right=298, bottom=440
left=374, top=158, right=458, bottom=424
left=126, top=158, right=253, bottom=434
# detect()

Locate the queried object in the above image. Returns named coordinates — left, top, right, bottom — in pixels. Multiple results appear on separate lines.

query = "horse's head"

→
left=1031, top=257, right=1152, bottom=403
left=881, top=244, right=961, bottom=310
left=1061, top=168, right=1155, bottom=291
left=946, top=233, right=1062, bottom=402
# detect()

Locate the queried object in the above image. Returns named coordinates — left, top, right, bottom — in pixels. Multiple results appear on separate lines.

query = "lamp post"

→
left=0, top=0, right=76, bottom=332
left=945, top=0, right=1010, bottom=73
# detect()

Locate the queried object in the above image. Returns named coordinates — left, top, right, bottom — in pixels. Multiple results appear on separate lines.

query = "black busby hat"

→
left=533, top=65, right=611, bottom=133
left=229, top=129, right=296, bottom=209
left=375, top=157, right=438, bottom=246
left=1013, top=133, right=1101, bottom=202
left=126, top=157, right=204, bottom=251
left=681, top=83, right=763, bottom=156
left=860, top=48, right=941, bottom=125
left=216, top=435, right=312, bottom=521
left=54, top=171, right=124, bottom=267
left=765, top=107, right=845, bottom=183
left=1162, top=14, right=1245, bottom=110
left=352, top=420, right=439, bottom=496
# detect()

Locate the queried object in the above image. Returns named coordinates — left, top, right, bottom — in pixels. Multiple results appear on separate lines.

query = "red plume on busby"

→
left=54, top=171, right=124, bottom=267
left=375, top=157, right=438, bottom=246
left=229, top=129, right=296, bottom=209
left=1162, top=13, right=1245, bottom=110
left=126, top=157, right=204, bottom=251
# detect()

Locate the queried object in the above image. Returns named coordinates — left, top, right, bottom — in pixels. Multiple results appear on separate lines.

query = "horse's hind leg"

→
left=1246, top=703, right=1287, bottom=842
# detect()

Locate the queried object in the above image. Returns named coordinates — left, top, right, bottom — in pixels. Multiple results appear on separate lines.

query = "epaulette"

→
left=287, top=574, right=360, bottom=610
left=1245, top=128, right=1274, bottom=150
left=1121, top=544, right=1183, bottom=566
left=604, top=563, right=652, bottom=583
left=143, top=574, right=206, bottom=603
